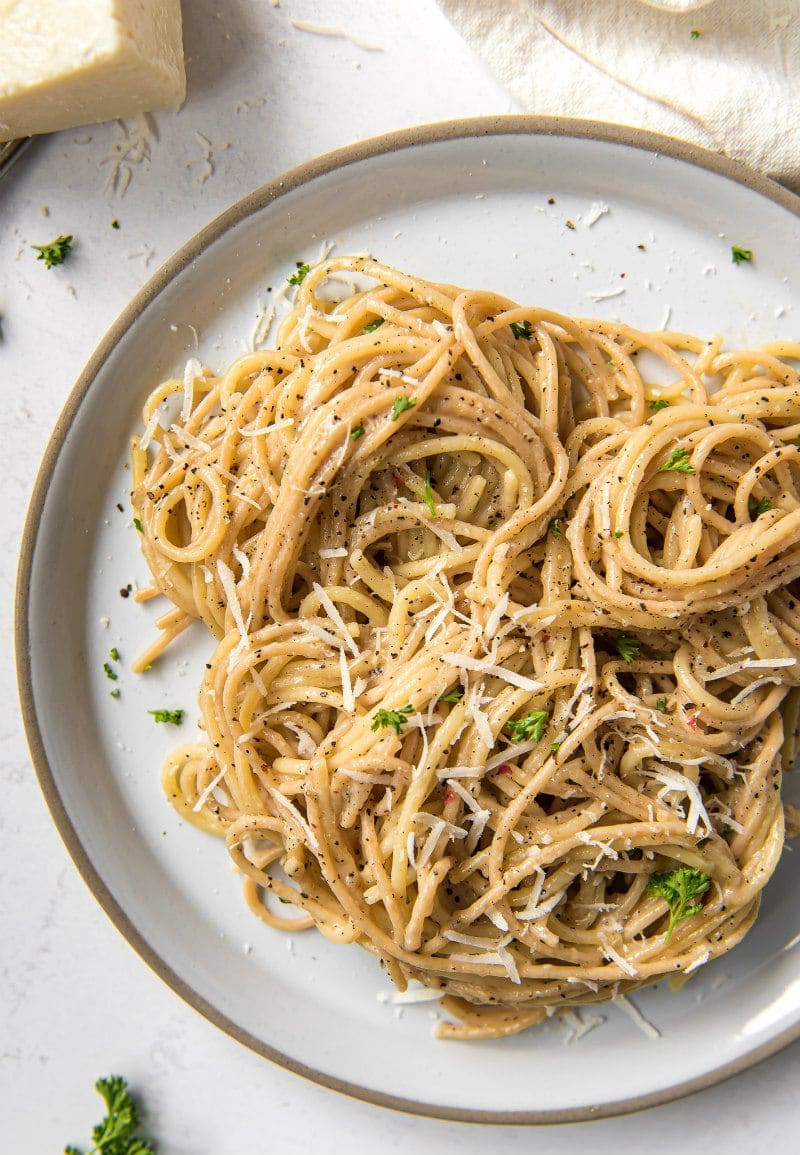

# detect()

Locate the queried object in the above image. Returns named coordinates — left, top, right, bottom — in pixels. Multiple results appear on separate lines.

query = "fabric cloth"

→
left=437, top=0, right=800, bottom=192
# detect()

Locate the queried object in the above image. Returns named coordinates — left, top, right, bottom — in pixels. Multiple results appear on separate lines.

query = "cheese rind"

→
left=0, top=0, right=186, bottom=140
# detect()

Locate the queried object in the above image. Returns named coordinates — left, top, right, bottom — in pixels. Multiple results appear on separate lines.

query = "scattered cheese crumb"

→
left=290, top=20, right=384, bottom=51
left=588, top=287, right=626, bottom=302
left=583, top=201, right=609, bottom=227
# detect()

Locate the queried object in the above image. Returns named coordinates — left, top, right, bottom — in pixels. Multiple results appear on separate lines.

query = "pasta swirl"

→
left=132, top=257, right=800, bottom=1038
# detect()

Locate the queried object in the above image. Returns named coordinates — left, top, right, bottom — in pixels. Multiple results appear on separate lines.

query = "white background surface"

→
left=2, top=1, right=800, bottom=1150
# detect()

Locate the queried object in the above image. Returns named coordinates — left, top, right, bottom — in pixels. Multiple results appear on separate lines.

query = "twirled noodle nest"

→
left=131, top=256, right=800, bottom=1039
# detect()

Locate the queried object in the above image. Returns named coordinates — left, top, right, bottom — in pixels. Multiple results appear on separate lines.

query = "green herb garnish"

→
left=288, top=261, right=310, bottom=285
left=109, top=647, right=120, bottom=662
left=363, top=318, right=385, bottom=333
left=550, top=741, right=561, bottom=753
left=654, top=696, right=668, bottom=713
left=748, top=495, right=773, bottom=519
left=613, top=530, right=624, bottom=539
left=110, top=689, right=121, bottom=700
left=439, top=688, right=464, bottom=704
left=103, top=662, right=118, bottom=681
left=506, top=709, right=550, bottom=743
left=416, top=470, right=437, bottom=516
left=149, top=708, right=184, bottom=724
left=351, top=425, right=365, bottom=440
left=133, top=517, right=144, bottom=533
left=391, top=395, right=416, bottom=421
left=549, top=516, right=563, bottom=538
left=371, top=705, right=414, bottom=735
left=690, top=28, right=701, bottom=39
left=510, top=319, right=533, bottom=340
left=111, top=219, right=120, bottom=230
left=64, top=1074, right=154, bottom=1155
left=659, top=447, right=694, bottom=474
left=646, top=867, right=711, bottom=942
left=649, top=398, right=670, bottom=412
left=32, top=234, right=73, bottom=268
left=731, top=246, right=753, bottom=265
left=616, top=635, right=641, bottom=664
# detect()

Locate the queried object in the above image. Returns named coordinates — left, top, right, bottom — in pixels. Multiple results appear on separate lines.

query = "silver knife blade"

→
left=0, top=137, right=34, bottom=181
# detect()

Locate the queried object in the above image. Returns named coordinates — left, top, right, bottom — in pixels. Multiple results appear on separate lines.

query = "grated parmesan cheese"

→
left=181, top=357, right=203, bottom=424
left=613, top=993, right=660, bottom=1038
left=311, top=583, right=359, bottom=658
left=442, top=652, right=544, bottom=692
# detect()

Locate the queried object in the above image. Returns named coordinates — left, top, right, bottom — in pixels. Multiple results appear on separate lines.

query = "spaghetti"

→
left=131, top=256, right=800, bottom=1039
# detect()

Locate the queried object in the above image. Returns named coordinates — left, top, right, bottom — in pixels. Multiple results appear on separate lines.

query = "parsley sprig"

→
left=731, top=245, right=753, bottom=266
left=415, top=470, right=437, bottom=516
left=659, top=447, right=694, bottom=474
left=391, top=395, right=416, bottom=421
left=748, top=495, right=773, bottom=519
left=363, top=318, right=385, bottom=333
left=372, top=705, right=414, bottom=735
left=506, top=709, right=550, bottom=743
left=510, top=319, right=533, bottom=340
left=646, top=867, right=711, bottom=942
left=64, top=1075, right=154, bottom=1155
left=32, top=233, right=74, bottom=268
left=288, top=261, right=310, bottom=285
left=149, top=708, right=184, bottom=724
left=616, top=635, right=641, bottom=664
left=439, top=688, right=464, bottom=704
left=648, top=398, right=670, bottom=412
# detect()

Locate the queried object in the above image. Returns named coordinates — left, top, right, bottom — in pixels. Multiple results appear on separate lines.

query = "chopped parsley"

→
left=32, top=233, right=73, bottom=268
left=659, top=447, right=694, bottom=474
left=648, top=398, right=670, bottom=412
left=64, top=1074, right=154, bottom=1155
left=731, top=245, right=753, bottom=265
left=690, top=28, right=701, bottom=39
left=416, top=470, right=437, bottom=516
left=646, top=867, right=711, bottom=942
left=506, top=709, right=550, bottom=743
left=550, top=741, right=561, bottom=753
left=350, top=425, right=365, bottom=440
left=439, top=688, right=464, bottom=704
left=133, top=517, right=144, bottom=533
left=510, top=319, right=533, bottom=340
left=616, top=634, right=641, bottom=664
left=149, top=708, right=184, bottom=724
left=103, top=662, right=118, bottom=681
left=654, top=696, right=668, bottom=713
left=613, top=530, right=624, bottom=539
left=363, top=318, right=385, bottom=333
left=748, top=495, right=773, bottom=519
left=371, top=704, right=414, bottom=735
left=288, top=261, right=310, bottom=285
left=109, top=688, right=121, bottom=700
left=109, top=647, right=120, bottom=662
left=111, top=219, right=120, bottom=229
left=549, top=516, right=563, bottom=538
left=391, top=395, right=416, bottom=421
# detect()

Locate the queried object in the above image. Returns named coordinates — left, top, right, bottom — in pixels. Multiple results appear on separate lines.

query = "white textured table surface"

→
left=2, top=2, right=800, bottom=1150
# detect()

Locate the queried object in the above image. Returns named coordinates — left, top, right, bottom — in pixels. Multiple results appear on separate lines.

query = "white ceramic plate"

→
left=17, top=118, right=800, bottom=1123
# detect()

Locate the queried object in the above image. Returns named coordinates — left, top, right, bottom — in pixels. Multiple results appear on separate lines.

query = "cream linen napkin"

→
left=437, top=0, right=800, bottom=191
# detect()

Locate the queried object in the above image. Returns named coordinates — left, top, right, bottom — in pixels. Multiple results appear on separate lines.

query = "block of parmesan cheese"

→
left=0, top=0, right=186, bottom=141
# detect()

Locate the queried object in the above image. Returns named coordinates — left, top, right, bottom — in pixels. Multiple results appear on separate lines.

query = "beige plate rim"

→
left=15, top=114, right=800, bottom=1125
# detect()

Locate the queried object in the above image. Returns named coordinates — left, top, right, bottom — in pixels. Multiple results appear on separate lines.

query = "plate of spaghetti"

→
left=17, top=118, right=800, bottom=1122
